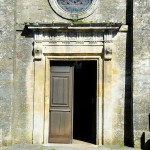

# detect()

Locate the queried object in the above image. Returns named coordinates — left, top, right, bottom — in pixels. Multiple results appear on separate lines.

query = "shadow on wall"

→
left=124, top=0, right=134, bottom=147
left=149, top=114, right=150, bottom=131
left=141, top=132, right=150, bottom=150
left=141, top=115, right=150, bottom=149
left=144, top=140, right=150, bottom=150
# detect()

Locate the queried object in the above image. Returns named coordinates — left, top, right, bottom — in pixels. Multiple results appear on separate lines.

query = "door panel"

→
left=51, top=76, right=69, bottom=106
left=49, top=111, right=71, bottom=143
left=49, top=66, right=74, bottom=143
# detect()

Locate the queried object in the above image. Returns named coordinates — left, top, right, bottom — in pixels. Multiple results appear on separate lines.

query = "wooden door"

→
left=49, top=66, right=74, bottom=143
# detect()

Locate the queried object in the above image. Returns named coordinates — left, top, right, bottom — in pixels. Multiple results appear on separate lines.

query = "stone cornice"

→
left=26, top=23, right=123, bottom=31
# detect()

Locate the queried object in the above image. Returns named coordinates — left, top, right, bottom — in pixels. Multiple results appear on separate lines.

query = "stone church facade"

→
left=0, top=0, right=149, bottom=148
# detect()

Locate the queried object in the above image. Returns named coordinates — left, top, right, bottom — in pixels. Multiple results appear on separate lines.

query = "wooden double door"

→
left=49, top=65, right=74, bottom=143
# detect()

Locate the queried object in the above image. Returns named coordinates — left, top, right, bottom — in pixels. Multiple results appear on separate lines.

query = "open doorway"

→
left=50, top=60, right=97, bottom=144
left=73, top=61, right=97, bottom=144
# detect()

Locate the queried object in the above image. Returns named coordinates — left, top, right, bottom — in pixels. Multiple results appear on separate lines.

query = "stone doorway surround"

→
left=45, top=56, right=102, bottom=145
left=27, top=23, right=128, bottom=145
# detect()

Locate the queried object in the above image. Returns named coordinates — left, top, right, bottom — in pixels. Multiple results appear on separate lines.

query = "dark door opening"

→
left=50, top=61, right=97, bottom=144
left=73, top=61, right=97, bottom=144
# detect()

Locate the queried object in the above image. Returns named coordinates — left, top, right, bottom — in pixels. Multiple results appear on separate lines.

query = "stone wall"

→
left=0, top=0, right=127, bottom=147
left=133, top=0, right=150, bottom=148
left=12, top=32, right=34, bottom=144
left=0, top=0, right=149, bottom=148
left=13, top=0, right=127, bottom=146
left=16, top=0, right=126, bottom=24
left=111, top=32, right=126, bottom=145
left=0, top=0, right=15, bottom=146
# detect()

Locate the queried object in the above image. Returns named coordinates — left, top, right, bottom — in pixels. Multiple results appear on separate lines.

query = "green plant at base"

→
left=119, top=142, right=125, bottom=147
left=71, top=19, right=84, bottom=24
left=38, top=147, right=45, bottom=150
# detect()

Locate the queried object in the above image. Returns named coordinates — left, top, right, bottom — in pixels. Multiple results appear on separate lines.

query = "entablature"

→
left=25, top=23, right=128, bottom=60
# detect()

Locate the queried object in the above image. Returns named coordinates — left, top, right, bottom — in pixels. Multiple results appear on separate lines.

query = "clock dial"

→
left=57, top=0, right=92, bottom=13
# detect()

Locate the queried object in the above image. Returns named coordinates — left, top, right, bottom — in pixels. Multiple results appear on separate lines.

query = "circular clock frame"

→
left=49, top=0, right=98, bottom=19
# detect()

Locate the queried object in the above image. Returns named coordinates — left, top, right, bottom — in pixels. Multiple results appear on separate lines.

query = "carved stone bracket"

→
left=104, top=32, right=113, bottom=60
left=34, top=41, right=43, bottom=60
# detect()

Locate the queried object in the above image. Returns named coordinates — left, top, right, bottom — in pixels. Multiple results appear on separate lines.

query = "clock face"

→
left=57, top=0, right=92, bottom=13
